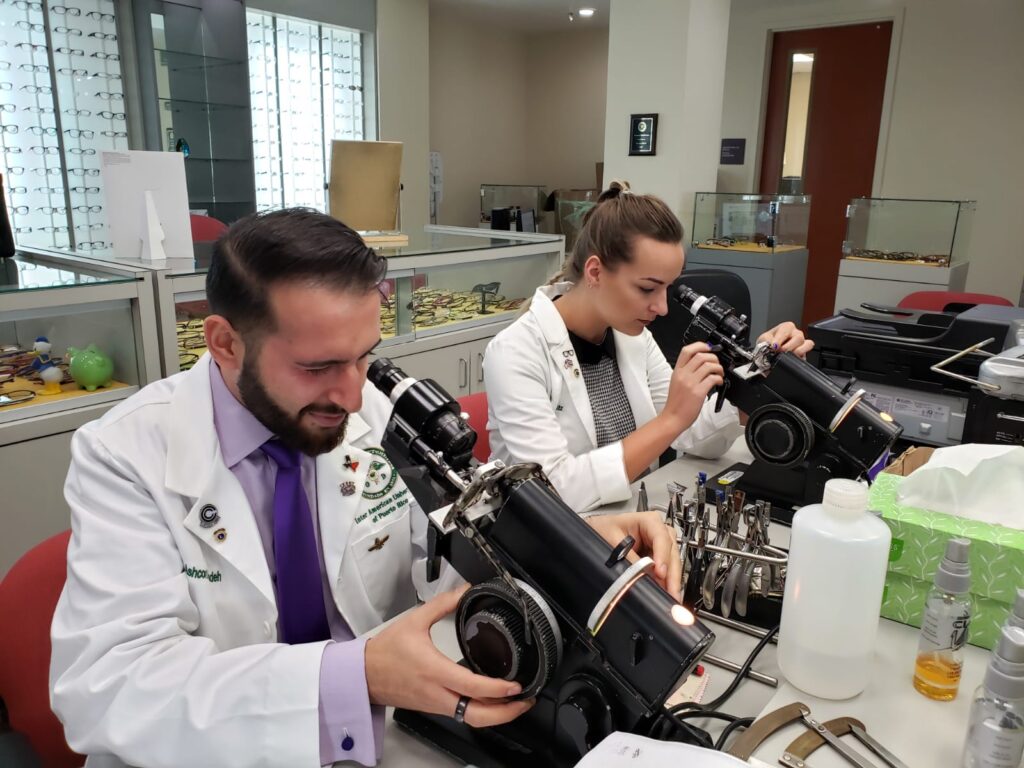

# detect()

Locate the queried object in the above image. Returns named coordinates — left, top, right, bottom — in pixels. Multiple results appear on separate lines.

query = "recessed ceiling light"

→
left=578, top=7, right=596, bottom=17
left=793, top=53, right=814, bottom=63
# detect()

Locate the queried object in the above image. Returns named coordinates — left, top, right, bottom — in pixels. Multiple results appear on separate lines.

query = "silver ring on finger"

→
left=454, top=695, right=470, bottom=724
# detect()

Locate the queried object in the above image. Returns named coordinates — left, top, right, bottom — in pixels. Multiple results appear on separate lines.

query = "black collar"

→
left=567, top=329, right=617, bottom=365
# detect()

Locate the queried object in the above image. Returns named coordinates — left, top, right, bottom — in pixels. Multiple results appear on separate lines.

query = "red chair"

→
left=457, top=392, right=491, bottom=463
left=898, top=291, right=1013, bottom=313
left=189, top=213, right=229, bottom=243
left=0, top=530, right=81, bottom=768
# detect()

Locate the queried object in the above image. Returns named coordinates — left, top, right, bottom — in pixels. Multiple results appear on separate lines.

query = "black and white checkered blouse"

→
left=567, top=330, right=637, bottom=447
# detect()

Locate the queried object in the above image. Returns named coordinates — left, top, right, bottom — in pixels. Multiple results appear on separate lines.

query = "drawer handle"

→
left=477, top=352, right=484, bottom=382
left=459, top=358, right=468, bottom=388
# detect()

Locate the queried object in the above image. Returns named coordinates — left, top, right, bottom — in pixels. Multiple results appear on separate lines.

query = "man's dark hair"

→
left=206, top=208, right=387, bottom=336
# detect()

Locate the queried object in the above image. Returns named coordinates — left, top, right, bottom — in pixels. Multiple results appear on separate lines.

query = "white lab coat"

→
left=49, top=355, right=442, bottom=768
left=485, top=283, right=743, bottom=512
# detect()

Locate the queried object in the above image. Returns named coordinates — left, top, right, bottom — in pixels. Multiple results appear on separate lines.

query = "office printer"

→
left=808, top=303, right=1024, bottom=446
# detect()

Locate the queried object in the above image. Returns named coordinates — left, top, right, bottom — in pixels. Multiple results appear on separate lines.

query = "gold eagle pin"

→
left=367, top=534, right=390, bottom=552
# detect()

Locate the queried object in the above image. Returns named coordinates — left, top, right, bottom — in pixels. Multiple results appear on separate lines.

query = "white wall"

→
left=377, top=0, right=430, bottom=234
left=718, top=0, right=1024, bottom=301
left=428, top=6, right=531, bottom=227
left=428, top=10, right=609, bottom=228
left=602, top=0, right=731, bottom=237
left=524, top=28, right=609, bottom=192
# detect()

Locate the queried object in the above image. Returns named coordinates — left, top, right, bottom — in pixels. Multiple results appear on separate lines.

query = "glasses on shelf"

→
left=9, top=186, right=28, bottom=194
left=14, top=20, right=45, bottom=32
left=0, top=104, right=13, bottom=113
left=31, top=168, right=62, bottom=176
left=57, top=67, right=89, bottom=76
left=0, top=83, right=12, bottom=92
left=97, top=111, right=125, bottom=119
left=69, top=185, right=100, bottom=193
left=0, top=126, right=19, bottom=135
left=73, top=205, right=102, bottom=212
left=6, top=0, right=44, bottom=9
left=36, top=206, right=68, bottom=214
left=29, top=146, right=60, bottom=155
left=87, top=31, right=118, bottom=41
left=89, top=51, right=119, bottom=60
left=18, top=64, right=50, bottom=73
left=33, top=186, right=64, bottom=193
left=64, top=129, right=94, bottom=138
left=14, top=42, right=49, bottom=53
left=100, top=130, right=126, bottom=137
left=78, top=240, right=109, bottom=248
left=94, top=92, right=123, bottom=100
left=54, top=47, right=84, bottom=56
left=6, top=167, right=25, bottom=175
left=20, top=84, right=52, bottom=94
left=54, top=26, right=83, bottom=35
left=75, top=222, right=104, bottom=230
left=68, top=168, right=100, bottom=176
left=38, top=225, right=70, bottom=232
left=24, top=105, right=54, bottom=114
left=27, top=126, right=57, bottom=135
left=7, top=205, right=30, bottom=214
left=68, top=148, right=97, bottom=155
left=85, top=10, right=114, bottom=21
left=64, top=108, right=91, bottom=116
left=50, top=5, right=82, bottom=14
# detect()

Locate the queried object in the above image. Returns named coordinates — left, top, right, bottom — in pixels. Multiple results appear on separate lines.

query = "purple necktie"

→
left=261, top=439, right=331, bottom=644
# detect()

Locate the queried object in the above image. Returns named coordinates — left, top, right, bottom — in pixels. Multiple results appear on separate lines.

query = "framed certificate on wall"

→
left=628, top=114, right=658, bottom=156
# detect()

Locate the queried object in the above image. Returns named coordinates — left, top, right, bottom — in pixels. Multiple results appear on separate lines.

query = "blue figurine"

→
left=31, top=336, right=64, bottom=395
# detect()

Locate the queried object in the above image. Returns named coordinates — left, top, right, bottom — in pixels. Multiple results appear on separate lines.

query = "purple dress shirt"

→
left=210, top=364, right=384, bottom=766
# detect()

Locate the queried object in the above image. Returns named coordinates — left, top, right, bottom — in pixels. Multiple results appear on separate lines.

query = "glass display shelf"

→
left=0, top=249, right=161, bottom=430
left=842, top=197, right=976, bottom=269
left=1, top=252, right=136, bottom=294
left=691, top=192, right=811, bottom=254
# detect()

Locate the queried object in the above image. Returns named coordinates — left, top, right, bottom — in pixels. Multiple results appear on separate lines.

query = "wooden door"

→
left=759, top=22, right=893, bottom=326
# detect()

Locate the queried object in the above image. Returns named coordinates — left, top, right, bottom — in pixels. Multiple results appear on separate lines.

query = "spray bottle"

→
left=914, top=537, right=972, bottom=701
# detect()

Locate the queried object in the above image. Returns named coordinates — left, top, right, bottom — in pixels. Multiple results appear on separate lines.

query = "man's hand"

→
left=365, top=587, right=534, bottom=727
left=757, top=321, right=814, bottom=359
left=587, top=511, right=682, bottom=599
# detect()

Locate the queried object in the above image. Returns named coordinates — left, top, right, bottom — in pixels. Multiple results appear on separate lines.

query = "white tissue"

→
left=896, top=444, right=1024, bottom=528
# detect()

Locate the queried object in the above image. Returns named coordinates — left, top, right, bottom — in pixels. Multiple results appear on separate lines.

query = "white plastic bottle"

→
left=778, top=478, right=892, bottom=699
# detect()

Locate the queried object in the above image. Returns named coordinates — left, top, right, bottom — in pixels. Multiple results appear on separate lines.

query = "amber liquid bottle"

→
left=0, top=173, right=16, bottom=259
left=913, top=538, right=972, bottom=701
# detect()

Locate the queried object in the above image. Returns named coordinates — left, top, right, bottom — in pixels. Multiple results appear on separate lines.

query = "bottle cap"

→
left=822, top=478, right=868, bottom=517
left=985, top=626, right=1024, bottom=700
left=934, top=537, right=971, bottom=594
left=1007, top=588, right=1024, bottom=630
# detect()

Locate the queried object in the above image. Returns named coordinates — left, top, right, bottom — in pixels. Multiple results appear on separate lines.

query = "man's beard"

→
left=238, top=353, right=348, bottom=456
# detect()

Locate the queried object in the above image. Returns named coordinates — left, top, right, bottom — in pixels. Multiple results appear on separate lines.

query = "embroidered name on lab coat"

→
left=183, top=565, right=222, bottom=583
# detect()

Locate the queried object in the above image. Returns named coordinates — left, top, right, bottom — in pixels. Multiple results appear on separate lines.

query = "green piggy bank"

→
left=67, top=344, right=114, bottom=391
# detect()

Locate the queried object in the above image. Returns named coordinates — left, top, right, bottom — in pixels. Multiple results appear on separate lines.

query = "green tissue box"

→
left=869, top=471, right=1024, bottom=650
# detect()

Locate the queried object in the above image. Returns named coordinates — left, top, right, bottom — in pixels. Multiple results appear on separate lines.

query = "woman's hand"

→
left=758, top=321, right=814, bottom=359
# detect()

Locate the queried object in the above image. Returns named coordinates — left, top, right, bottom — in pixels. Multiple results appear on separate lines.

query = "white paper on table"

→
left=573, top=732, right=751, bottom=767
left=100, top=150, right=193, bottom=261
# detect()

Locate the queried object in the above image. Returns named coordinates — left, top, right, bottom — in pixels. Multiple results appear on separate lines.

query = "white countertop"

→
left=379, top=445, right=987, bottom=766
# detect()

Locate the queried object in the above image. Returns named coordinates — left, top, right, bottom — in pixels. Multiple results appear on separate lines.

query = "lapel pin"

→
left=339, top=481, right=357, bottom=497
left=368, top=534, right=390, bottom=552
left=213, top=528, right=227, bottom=543
left=343, top=455, right=360, bottom=472
left=563, top=350, right=574, bottom=357
left=199, top=504, right=220, bottom=528
left=573, top=368, right=581, bottom=378
left=564, top=358, right=574, bottom=370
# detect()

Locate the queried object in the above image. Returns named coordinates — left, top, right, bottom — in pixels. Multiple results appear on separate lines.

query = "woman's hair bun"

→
left=597, top=179, right=631, bottom=203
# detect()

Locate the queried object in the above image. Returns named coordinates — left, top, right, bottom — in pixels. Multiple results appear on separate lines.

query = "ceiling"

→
left=430, top=0, right=611, bottom=33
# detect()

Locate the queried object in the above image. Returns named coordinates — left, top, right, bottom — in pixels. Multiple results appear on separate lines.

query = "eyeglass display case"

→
left=82, top=226, right=563, bottom=398
left=479, top=184, right=547, bottom=228
left=834, top=198, right=976, bottom=313
left=691, top=192, right=811, bottom=253
left=686, top=192, right=812, bottom=338
left=0, top=248, right=161, bottom=575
